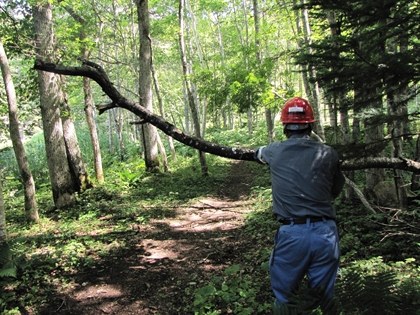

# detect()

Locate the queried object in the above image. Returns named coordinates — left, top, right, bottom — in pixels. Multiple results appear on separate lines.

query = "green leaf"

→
left=223, top=264, right=240, bottom=275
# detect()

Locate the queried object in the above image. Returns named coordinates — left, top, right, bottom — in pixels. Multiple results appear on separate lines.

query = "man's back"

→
left=260, top=134, right=344, bottom=220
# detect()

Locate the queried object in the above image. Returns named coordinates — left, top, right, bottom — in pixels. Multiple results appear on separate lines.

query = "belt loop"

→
left=306, top=217, right=311, bottom=227
left=290, top=218, right=295, bottom=226
left=322, top=217, right=327, bottom=222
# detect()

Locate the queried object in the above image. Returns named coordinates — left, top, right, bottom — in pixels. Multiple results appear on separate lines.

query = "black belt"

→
left=279, top=217, right=325, bottom=225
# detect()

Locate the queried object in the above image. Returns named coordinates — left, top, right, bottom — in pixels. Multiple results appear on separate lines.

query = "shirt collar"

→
left=289, top=134, right=310, bottom=140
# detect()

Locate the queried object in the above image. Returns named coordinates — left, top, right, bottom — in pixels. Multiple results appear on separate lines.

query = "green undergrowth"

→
left=185, top=164, right=420, bottom=314
left=1, top=150, right=420, bottom=314
left=0, top=154, right=237, bottom=314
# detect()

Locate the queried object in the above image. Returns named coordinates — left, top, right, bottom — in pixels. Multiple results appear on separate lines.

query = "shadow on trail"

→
left=33, top=160, right=273, bottom=315
left=37, top=219, right=251, bottom=315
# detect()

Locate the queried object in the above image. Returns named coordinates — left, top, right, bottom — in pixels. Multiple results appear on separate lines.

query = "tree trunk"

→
left=0, top=176, right=5, bottom=241
left=363, top=102, right=386, bottom=195
left=386, top=35, right=409, bottom=208
left=156, top=132, right=170, bottom=172
left=389, top=25, right=410, bottom=207
left=247, top=108, right=253, bottom=137
left=64, top=4, right=105, bottom=184
left=213, top=12, right=234, bottom=132
left=33, top=3, right=76, bottom=209
left=356, top=23, right=386, bottom=196
left=83, top=76, right=104, bottom=183
left=152, top=63, right=176, bottom=161
left=59, top=84, right=93, bottom=192
left=114, top=108, right=126, bottom=161
left=252, top=0, right=274, bottom=143
left=412, top=136, right=420, bottom=191
left=0, top=39, right=38, bottom=222
left=179, top=0, right=208, bottom=175
left=136, top=0, right=160, bottom=172
left=299, top=0, right=324, bottom=139
left=388, top=95, right=407, bottom=208
left=185, top=0, right=208, bottom=141
left=108, top=110, right=114, bottom=154
left=326, top=10, right=354, bottom=198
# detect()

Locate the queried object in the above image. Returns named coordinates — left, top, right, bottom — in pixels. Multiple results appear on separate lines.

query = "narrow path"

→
left=46, top=161, right=259, bottom=315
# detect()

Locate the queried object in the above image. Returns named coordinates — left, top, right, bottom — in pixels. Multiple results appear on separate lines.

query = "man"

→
left=254, top=97, right=345, bottom=312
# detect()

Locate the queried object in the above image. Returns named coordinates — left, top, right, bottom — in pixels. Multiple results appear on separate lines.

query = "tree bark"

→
left=33, top=3, right=77, bottom=209
left=252, top=0, right=274, bottom=143
left=179, top=0, right=208, bottom=175
left=59, top=84, right=93, bottom=192
left=296, top=0, right=324, bottom=140
left=0, top=39, right=39, bottom=222
left=64, top=4, right=105, bottom=184
left=326, top=10, right=355, bottom=199
left=136, top=0, right=160, bottom=172
left=0, top=175, right=5, bottom=241
left=152, top=62, right=176, bottom=161
left=83, top=76, right=104, bottom=183
left=387, top=29, right=410, bottom=208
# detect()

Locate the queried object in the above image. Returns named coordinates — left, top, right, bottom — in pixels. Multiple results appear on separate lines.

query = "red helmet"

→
left=280, top=97, right=315, bottom=124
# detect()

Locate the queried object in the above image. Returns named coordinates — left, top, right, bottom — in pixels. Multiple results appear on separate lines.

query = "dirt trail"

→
left=42, top=161, right=259, bottom=315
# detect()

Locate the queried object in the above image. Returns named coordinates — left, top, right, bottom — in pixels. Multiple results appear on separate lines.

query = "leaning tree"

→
left=33, top=59, right=420, bottom=176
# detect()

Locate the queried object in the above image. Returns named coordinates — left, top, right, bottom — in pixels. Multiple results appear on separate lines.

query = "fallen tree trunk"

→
left=33, top=59, right=420, bottom=173
left=34, top=59, right=254, bottom=161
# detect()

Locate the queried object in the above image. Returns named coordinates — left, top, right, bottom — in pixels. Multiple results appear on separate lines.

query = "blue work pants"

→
left=270, top=218, right=340, bottom=307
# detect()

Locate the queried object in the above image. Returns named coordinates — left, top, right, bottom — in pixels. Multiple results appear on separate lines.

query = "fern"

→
left=335, top=270, right=419, bottom=315
left=0, top=262, right=17, bottom=278
left=273, top=285, right=338, bottom=315
left=0, top=242, right=17, bottom=279
left=272, top=270, right=420, bottom=315
left=0, top=242, right=12, bottom=266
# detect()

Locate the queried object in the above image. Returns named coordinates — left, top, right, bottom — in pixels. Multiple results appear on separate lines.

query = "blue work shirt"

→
left=257, top=134, right=345, bottom=221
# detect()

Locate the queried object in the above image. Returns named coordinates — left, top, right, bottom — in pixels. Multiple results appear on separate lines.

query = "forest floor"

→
left=39, top=161, right=267, bottom=315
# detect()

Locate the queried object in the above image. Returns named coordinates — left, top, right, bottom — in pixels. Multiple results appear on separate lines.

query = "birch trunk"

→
left=300, top=0, right=324, bottom=139
left=64, top=4, right=104, bottom=183
left=0, top=39, right=38, bottom=222
left=179, top=0, right=208, bottom=175
left=59, top=84, right=93, bottom=192
left=0, top=176, right=5, bottom=241
left=253, top=0, right=274, bottom=142
left=33, top=3, right=76, bottom=209
left=185, top=0, right=207, bottom=139
left=213, top=12, right=233, bottom=130
left=83, top=77, right=104, bottom=183
left=136, top=0, right=160, bottom=172
left=108, top=110, right=114, bottom=154
left=152, top=63, right=176, bottom=161
left=115, top=108, right=126, bottom=161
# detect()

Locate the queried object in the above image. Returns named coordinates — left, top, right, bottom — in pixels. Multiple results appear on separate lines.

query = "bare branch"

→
left=96, top=102, right=117, bottom=115
left=34, top=59, right=255, bottom=161
left=380, top=231, right=420, bottom=242
left=341, top=157, right=420, bottom=173
left=130, top=120, right=147, bottom=125
left=33, top=59, right=420, bottom=172
left=344, top=175, right=377, bottom=214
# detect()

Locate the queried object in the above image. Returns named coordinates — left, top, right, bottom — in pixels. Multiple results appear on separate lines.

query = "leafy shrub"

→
left=188, top=264, right=272, bottom=315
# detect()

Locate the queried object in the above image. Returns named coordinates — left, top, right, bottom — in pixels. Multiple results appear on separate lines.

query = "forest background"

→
left=1, top=0, right=420, bottom=314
